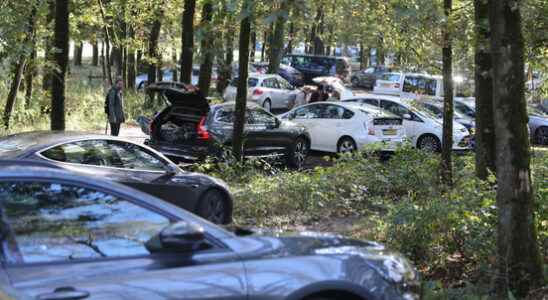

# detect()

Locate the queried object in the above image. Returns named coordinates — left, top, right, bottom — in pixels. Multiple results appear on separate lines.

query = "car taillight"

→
left=253, top=88, right=264, bottom=96
left=365, top=123, right=375, bottom=135
left=197, top=116, right=210, bottom=140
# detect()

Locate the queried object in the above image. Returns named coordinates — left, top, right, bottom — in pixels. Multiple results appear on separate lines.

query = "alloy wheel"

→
left=418, top=135, right=440, bottom=152
left=293, top=140, right=308, bottom=168
left=338, top=139, right=357, bottom=153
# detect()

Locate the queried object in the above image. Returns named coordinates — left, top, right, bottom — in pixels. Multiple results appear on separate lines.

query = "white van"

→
left=374, top=73, right=445, bottom=100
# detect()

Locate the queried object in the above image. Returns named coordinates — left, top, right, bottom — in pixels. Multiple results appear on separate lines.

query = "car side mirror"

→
left=164, top=164, right=179, bottom=177
left=145, top=221, right=208, bottom=253
left=403, top=113, right=412, bottom=120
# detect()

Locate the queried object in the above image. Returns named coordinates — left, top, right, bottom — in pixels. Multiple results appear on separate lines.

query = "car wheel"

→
left=351, top=77, right=360, bottom=87
left=263, top=99, right=272, bottom=112
left=287, top=137, right=308, bottom=169
left=197, top=189, right=229, bottom=224
left=534, top=126, right=548, bottom=145
left=337, top=137, right=357, bottom=154
left=417, top=134, right=441, bottom=152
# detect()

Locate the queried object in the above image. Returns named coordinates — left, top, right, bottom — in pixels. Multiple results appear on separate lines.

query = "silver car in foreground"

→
left=0, top=160, right=419, bottom=300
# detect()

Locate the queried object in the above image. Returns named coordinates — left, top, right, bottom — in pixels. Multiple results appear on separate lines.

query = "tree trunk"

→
left=267, top=0, right=288, bottom=74
left=489, top=0, right=544, bottom=297
left=74, top=41, right=83, bottom=66
left=260, top=30, right=267, bottom=61
left=100, top=40, right=106, bottom=79
left=440, top=0, right=453, bottom=186
left=359, top=43, right=365, bottom=69
left=473, top=0, right=496, bottom=180
left=127, top=50, right=135, bottom=90
left=92, top=39, right=99, bottom=66
left=24, top=5, right=38, bottom=108
left=249, top=31, right=256, bottom=63
left=217, top=16, right=234, bottom=94
left=233, top=0, right=252, bottom=161
left=42, top=0, right=55, bottom=91
left=98, top=0, right=113, bottom=85
left=3, top=60, right=26, bottom=129
left=147, top=11, right=163, bottom=86
left=377, top=35, right=385, bottom=65
left=51, top=0, right=69, bottom=131
left=111, top=47, right=122, bottom=76
left=287, top=22, right=294, bottom=54
left=197, top=1, right=214, bottom=96
left=180, top=0, right=196, bottom=83
left=172, top=47, right=178, bottom=82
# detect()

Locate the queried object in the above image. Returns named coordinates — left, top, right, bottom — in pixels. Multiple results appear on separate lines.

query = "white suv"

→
left=223, top=73, right=301, bottom=112
left=342, top=94, right=472, bottom=151
left=373, top=73, right=445, bottom=101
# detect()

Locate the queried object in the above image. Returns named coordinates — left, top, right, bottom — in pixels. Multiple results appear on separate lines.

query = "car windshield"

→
left=381, top=73, right=401, bottom=82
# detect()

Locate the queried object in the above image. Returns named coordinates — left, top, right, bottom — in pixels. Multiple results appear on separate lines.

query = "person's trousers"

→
left=110, top=122, right=121, bottom=136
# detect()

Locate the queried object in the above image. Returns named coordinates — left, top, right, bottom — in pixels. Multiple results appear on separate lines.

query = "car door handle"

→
left=37, top=286, right=90, bottom=300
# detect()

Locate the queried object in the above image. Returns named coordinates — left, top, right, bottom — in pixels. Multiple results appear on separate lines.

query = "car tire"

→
left=351, top=77, right=360, bottom=87
left=263, top=99, right=272, bottom=112
left=286, top=137, right=308, bottom=169
left=534, top=126, right=548, bottom=145
left=337, top=137, right=357, bottom=154
left=197, top=189, right=230, bottom=224
left=417, top=134, right=441, bottom=152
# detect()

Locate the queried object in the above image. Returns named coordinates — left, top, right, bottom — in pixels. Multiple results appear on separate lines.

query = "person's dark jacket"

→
left=107, top=87, right=125, bottom=124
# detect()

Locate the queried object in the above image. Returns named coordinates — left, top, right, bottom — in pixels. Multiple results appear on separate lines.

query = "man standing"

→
left=106, top=78, right=125, bottom=136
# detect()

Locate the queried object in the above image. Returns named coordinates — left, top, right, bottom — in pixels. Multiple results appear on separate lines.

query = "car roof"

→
left=285, top=53, right=349, bottom=60
left=343, top=93, right=403, bottom=102
left=0, top=160, right=233, bottom=239
left=293, top=101, right=399, bottom=118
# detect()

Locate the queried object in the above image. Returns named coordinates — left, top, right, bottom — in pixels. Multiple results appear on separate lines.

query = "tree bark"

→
left=24, top=5, right=38, bottom=108
left=488, top=0, right=544, bottom=297
left=92, top=39, right=99, bottom=66
left=473, top=0, right=496, bottom=180
left=172, top=47, right=178, bottom=82
left=98, top=0, right=113, bottom=85
left=42, top=0, right=55, bottom=91
left=217, top=15, right=234, bottom=94
left=267, top=0, right=289, bottom=74
left=147, top=10, right=163, bottom=86
left=260, top=30, right=267, bottom=61
left=233, top=0, right=252, bottom=161
left=3, top=60, right=26, bottom=129
left=74, top=41, right=83, bottom=66
left=377, top=35, right=385, bottom=65
left=249, top=31, right=256, bottom=63
left=197, top=1, right=214, bottom=96
left=127, top=49, right=135, bottom=90
left=440, top=0, right=453, bottom=186
left=51, top=0, right=69, bottom=131
left=180, top=0, right=196, bottom=83
left=287, top=22, right=294, bottom=54
left=101, top=40, right=106, bottom=79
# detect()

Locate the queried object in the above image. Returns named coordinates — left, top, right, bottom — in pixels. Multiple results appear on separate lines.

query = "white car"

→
left=280, top=102, right=405, bottom=153
left=223, top=73, right=300, bottom=112
left=342, top=94, right=472, bottom=151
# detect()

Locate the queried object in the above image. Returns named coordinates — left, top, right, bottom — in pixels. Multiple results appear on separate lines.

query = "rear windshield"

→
left=231, top=77, right=259, bottom=87
left=381, top=73, right=401, bottom=82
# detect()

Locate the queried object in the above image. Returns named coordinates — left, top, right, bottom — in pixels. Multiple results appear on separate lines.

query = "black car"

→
left=0, top=161, right=420, bottom=300
left=282, top=54, right=351, bottom=84
left=0, top=131, right=233, bottom=224
left=252, top=62, right=305, bottom=87
left=143, top=82, right=310, bottom=168
left=351, top=66, right=392, bottom=89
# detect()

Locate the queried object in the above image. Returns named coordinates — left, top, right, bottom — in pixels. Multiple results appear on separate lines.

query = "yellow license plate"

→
left=383, top=129, right=397, bottom=136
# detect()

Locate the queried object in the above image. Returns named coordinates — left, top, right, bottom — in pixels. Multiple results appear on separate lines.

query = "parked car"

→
left=351, top=66, right=392, bottom=89
left=282, top=54, right=352, bottom=83
left=0, top=160, right=420, bottom=300
left=528, top=106, right=548, bottom=145
left=342, top=94, right=472, bottom=152
left=372, top=72, right=403, bottom=96
left=136, top=66, right=218, bottom=89
left=414, top=100, right=476, bottom=132
left=144, top=82, right=310, bottom=168
left=223, top=73, right=301, bottom=111
left=0, top=132, right=233, bottom=224
left=280, top=102, right=405, bottom=153
left=251, top=62, right=305, bottom=87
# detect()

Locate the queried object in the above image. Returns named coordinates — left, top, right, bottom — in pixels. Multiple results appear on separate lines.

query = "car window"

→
left=42, top=140, right=167, bottom=172
left=0, top=181, right=171, bottom=264
left=214, top=108, right=251, bottom=124
left=277, top=77, right=292, bottom=89
left=381, top=73, right=401, bottom=82
left=381, top=100, right=412, bottom=118
left=262, top=78, right=279, bottom=89
left=249, top=109, right=276, bottom=125
left=230, top=77, right=258, bottom=87
left=322, top=105, right=346, bottom=119
left=363, top=98, right=380, bottom=107
left=293, top=105, right=324, bottom=119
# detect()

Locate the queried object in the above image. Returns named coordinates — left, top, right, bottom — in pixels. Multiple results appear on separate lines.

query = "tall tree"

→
left=42, top=0, right=55, bottom=90
left=73, top=41, right=83, bottom=66
left=24, top=5, right=38, bottom=108
left=440, top=0, right=453, bottom=185
left=147, top=7, right=163, bottom=87
left=473, top=0, right=495, bottom=179
left=92, top=38, right=99, bottom=66
left=51, top=0, right=70, bottom=131
left=267, top=0, right=289, bottom=74
left=197, top=1, right=214, bottom=96
left=180, top=0, right=196, bottom=83
left=98, top=0, right=112, bottom=85
left=488, top=0, right=544, bottom=297
left=233, top=0, right=252, bottom=161
left=3, top=61, right=27, bottom=130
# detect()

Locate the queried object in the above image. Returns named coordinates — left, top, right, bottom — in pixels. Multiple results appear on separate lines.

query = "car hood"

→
left=221, top=228, right=417, bottom=284
left=146, top=81, right=210, bottom=114
left=529, top=114, right=548, bottom=124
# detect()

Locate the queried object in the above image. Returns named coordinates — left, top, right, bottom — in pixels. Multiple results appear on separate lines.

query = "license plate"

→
left=383, top=129, right=397, bottom=136
left=381, top=83, right=392, bottom=88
